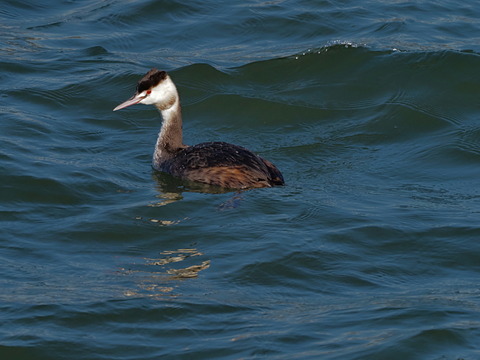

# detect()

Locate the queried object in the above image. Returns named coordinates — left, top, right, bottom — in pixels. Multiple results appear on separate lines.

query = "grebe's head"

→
left=113, top=68, right=178, bottom=111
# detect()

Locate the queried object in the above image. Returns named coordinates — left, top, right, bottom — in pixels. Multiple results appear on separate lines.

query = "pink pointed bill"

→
left=113, top=93, right=145, bottom=111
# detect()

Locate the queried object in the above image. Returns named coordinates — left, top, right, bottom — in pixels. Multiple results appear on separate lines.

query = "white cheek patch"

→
left=140, top=77, right=178, bottom=108
left=139, top=91, right=154, bottom=105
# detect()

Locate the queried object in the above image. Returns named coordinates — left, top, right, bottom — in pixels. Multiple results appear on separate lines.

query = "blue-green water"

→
left=2, top=1, right=480, bottom=359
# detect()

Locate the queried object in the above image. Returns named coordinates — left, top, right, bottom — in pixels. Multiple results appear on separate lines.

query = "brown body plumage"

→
left=114, top=68, right=284, bottom=189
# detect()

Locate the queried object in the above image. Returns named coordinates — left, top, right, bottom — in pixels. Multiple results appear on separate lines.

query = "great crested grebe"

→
left=113, top=68, right=284, bottom=189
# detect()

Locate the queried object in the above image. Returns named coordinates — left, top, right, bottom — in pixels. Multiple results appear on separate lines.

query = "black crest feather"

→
left=136, top=68, right=167, bottom=93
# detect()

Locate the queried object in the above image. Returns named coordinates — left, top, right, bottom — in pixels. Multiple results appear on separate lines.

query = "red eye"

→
left=146, top=90, right=152, bottom=95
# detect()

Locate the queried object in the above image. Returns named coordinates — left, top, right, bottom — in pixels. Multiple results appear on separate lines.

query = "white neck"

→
left=153, top=98, right=184, bottom=168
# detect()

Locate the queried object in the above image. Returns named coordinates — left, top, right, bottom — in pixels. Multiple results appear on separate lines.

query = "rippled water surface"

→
left=2, top=1, right=480, bottom=359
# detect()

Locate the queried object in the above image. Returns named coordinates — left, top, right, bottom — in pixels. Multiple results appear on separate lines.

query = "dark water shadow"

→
left=151, top=170, right=245, bottom=209
left=153, top=171, right=237, bottom=194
